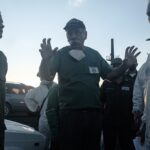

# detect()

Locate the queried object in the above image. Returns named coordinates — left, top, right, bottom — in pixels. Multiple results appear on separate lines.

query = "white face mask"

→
left=69, top=49, right=86, bottom=61
left=129, top=73, right=136, bottom=77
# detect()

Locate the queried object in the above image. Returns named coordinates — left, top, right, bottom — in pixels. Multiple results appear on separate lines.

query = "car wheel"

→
left=5, top=103, right=11, bottom=116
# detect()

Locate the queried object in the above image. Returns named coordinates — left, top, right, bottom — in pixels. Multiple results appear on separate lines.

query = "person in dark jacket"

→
left=101, top=58, right=137, bottom=150
left=0, top=12, right=8, bottom=150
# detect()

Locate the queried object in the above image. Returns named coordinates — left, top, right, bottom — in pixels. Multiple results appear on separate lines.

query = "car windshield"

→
left=6, top=84, right=28, bottom=95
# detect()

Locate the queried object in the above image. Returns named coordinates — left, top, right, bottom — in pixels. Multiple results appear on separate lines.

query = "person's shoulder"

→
left=54, top=46, right=70, bottom=58
left=84, top=46, right=103, bottom=59
left=139, top=62, right=146, bottom=68
left=85, top=46, right=98, bottom=52
left=0, top=50, right=5, bottom=55
left=137, top=63, right=146, bottom=75
left=58, top=46, right=70, bottom=53
left=85, top=46, right=101, bottom=55
left=0, top=50, right=7, bottom=59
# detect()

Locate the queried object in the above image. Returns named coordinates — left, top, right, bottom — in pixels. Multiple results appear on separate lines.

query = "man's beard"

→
left=69, top=40, right=83, bottom=49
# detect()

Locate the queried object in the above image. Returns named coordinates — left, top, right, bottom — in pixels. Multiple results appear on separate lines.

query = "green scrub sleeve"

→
left=46, top=84, right=59, bottom=138
left=99, top=56, right=112, bottom=79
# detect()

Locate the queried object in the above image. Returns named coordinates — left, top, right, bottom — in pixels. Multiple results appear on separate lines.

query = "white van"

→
left=5, top=120, right=45, bottom=150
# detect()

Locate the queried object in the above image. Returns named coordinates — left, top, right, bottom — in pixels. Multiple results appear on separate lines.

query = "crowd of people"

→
left=101, top=58, right=138, bottom=150
left=0, top=1, right=150, bottom=150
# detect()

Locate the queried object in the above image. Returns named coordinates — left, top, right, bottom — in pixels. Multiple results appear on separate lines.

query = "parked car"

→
left=5, top=82, right=34, bottom=116
left=5, top=119, right=46, bottom=150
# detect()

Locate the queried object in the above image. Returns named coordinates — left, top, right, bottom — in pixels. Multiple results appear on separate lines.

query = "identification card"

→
left=89, top=66, right=99, bottom=74
left=121, top=86, right=130, bottom=91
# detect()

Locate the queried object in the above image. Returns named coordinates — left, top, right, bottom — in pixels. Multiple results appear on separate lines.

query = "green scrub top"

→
left=44, top=46, right=112, bottom=110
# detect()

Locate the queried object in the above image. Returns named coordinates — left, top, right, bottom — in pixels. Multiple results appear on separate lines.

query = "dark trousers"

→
left=50, top=135, right=60, bottom=150
left=103, top=124, right=135, bottom=150
left=0, top=82, right=6, bottom=150
left=59, top=110, right=103, bottom=150
left=0, top=130, right=5, bottom=150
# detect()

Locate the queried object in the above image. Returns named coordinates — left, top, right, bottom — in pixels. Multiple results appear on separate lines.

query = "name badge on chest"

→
left=89, top=66, right=99, bottom=74
left=121, top=86, right=130, bottom=91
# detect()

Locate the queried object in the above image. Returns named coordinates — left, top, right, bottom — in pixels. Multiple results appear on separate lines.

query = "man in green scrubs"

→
left=0, top=12, right=8, bottom=150
left=39, top=18, right=140, bottom=150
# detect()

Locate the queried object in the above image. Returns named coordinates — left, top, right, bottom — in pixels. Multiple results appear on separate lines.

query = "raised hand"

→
left=125, top=46, right=141, bottom=67
left=39, top=38, right=58, bottom=59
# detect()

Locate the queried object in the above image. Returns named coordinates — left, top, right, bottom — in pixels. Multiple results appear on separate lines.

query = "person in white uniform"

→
left=25, top=74, right=56, bottom=150
left=132, top=54, right=150, bottom=150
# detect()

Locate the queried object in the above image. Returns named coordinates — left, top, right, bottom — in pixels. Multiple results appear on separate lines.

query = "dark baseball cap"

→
left=146, top=38, right=150, bottom=41
left=64, top=18, right=86, bottom=31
